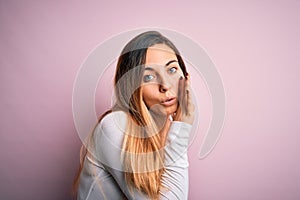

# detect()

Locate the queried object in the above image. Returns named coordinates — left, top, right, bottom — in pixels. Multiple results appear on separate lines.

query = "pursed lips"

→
left=161, top=97, right=176, bottom=106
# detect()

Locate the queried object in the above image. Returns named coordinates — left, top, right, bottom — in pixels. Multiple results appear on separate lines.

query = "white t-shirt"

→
left=77, top=111, right=192, bottom=200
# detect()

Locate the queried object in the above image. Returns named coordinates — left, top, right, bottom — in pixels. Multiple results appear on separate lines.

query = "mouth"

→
left=161, top=97, right=176, bottom=106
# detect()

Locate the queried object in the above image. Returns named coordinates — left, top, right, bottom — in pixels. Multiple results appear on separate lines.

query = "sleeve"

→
left=93, top=111, right=192, bottom=200
left=160, top=121, right=192, bottom=200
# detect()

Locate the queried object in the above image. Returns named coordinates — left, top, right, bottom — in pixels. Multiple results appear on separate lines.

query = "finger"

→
left=173, top=105, right=182, bottom=121
left=185, top=90, right=189, bottom=115
left=180, top=76, right=186, bottom=115
left=177, top=76, right=183, bottom=105
left=185, top=74, right=192, bottom=115
left=174, top=77, right=184, bottom=121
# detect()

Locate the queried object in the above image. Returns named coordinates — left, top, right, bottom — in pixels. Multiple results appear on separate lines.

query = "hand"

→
left=173, top=73, right=195, bottom=125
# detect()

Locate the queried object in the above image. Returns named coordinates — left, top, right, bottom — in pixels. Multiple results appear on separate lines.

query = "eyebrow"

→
left=144, top=67, right=154, bottom=71
left=144, top=60, right=178, bottom=71
left=165, top=60, right=178, bottom=66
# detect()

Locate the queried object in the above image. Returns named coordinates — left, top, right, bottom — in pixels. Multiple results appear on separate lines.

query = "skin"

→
left=141, top=44, right=184, bottom=117
left=141, top=43, right=194, bottom=145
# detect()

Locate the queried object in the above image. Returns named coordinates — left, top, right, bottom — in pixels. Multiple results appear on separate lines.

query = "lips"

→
left=161, top=97, right=176, bottom=106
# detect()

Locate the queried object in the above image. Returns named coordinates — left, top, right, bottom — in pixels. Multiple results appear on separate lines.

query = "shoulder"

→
left=91, top=111, right=129, bottom=170
left=99, top=110, right=128, bottom=131
left=94, top=111, right=128, bottom=142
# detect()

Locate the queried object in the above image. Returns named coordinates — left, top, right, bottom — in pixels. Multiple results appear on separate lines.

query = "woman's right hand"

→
left=173, top=74, right=195, bottom=125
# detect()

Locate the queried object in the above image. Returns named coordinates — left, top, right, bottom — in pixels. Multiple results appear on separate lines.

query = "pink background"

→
left=1, top=1, right=300, bottom=199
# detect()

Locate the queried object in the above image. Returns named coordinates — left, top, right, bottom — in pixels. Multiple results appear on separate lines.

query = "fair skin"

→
left=142, top=44, right=183, bottom=116
left=141, top=44, right=194, bottom=142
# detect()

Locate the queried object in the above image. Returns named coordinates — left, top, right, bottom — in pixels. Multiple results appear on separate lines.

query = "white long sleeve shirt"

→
left=77, top=111, right=191, bottom=200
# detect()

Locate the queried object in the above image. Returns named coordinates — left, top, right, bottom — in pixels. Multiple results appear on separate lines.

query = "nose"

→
left=159, top=75, right=171, bottom=93
left=159, top=84, right=169, bottom=93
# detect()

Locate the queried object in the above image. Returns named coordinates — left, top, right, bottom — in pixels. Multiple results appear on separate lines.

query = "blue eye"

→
left=168, top=67, right=177, bottom=74
left=143, top=74, right=155, bottom=82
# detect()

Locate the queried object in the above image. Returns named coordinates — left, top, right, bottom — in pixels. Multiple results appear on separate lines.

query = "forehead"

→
left=145, top=44, right=177, bottom=65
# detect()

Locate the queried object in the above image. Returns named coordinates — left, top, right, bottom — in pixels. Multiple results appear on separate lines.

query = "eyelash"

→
left=168, top=67, right=177, bottom=74
left=143, top=74, right=155, bottom=82
left=143, top=67, right=178, bottom=82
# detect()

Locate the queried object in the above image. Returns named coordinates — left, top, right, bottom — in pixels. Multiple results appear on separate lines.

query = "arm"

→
left=161, top=121, right=191, bottom=200
left=93, top=111, right=191, bottom=199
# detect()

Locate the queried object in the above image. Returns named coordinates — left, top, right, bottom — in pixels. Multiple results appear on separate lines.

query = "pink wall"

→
left=1, top=1, right=300, bottom=199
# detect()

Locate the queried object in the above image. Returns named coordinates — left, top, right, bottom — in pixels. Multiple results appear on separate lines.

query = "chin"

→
left=164, top=108, right=177, bottom=115
left=148, top=103, right=178, bottom=117
left=163, top=104, right=178, bottom=116
left=149, top=107, right=174, bottom=117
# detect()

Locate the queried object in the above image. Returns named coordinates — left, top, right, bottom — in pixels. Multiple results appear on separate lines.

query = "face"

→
left=141, top=44, right=184, bottom=116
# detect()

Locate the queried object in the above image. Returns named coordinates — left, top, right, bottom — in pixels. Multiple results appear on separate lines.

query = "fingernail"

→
left=180, top=76, right=183, bottom=80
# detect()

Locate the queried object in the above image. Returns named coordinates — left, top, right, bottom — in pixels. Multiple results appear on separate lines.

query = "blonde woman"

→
left=73, top=31, right=195, bottom=200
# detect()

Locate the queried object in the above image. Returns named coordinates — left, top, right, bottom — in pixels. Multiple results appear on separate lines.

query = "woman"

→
left=73, top=31, right=195, bottom=200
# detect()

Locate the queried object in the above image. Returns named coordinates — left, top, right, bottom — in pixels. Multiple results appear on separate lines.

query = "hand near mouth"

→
left=173, top=73, right=195, bottom=125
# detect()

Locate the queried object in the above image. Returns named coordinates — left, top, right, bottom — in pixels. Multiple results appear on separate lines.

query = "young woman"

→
left=73, top=31, right=195, bottom=200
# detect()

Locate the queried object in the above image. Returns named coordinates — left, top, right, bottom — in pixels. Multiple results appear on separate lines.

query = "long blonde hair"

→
left=121, top=91, right=165, bottom=199
left=73, top=31, right=187, bottom=199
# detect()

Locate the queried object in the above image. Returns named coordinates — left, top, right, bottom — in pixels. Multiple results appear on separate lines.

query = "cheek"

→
left=170, top=75, right=180, bottom=93
left=141, top=85, right=159, bottom=106
left=177, top=70, right=184, bottom=78
left=170, top=69, right=184, bottom=91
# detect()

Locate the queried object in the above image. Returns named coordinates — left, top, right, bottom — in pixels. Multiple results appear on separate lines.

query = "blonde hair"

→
left=73, top=31, right=187, bottom=199
left=121, top=89, right=166, bottom=199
